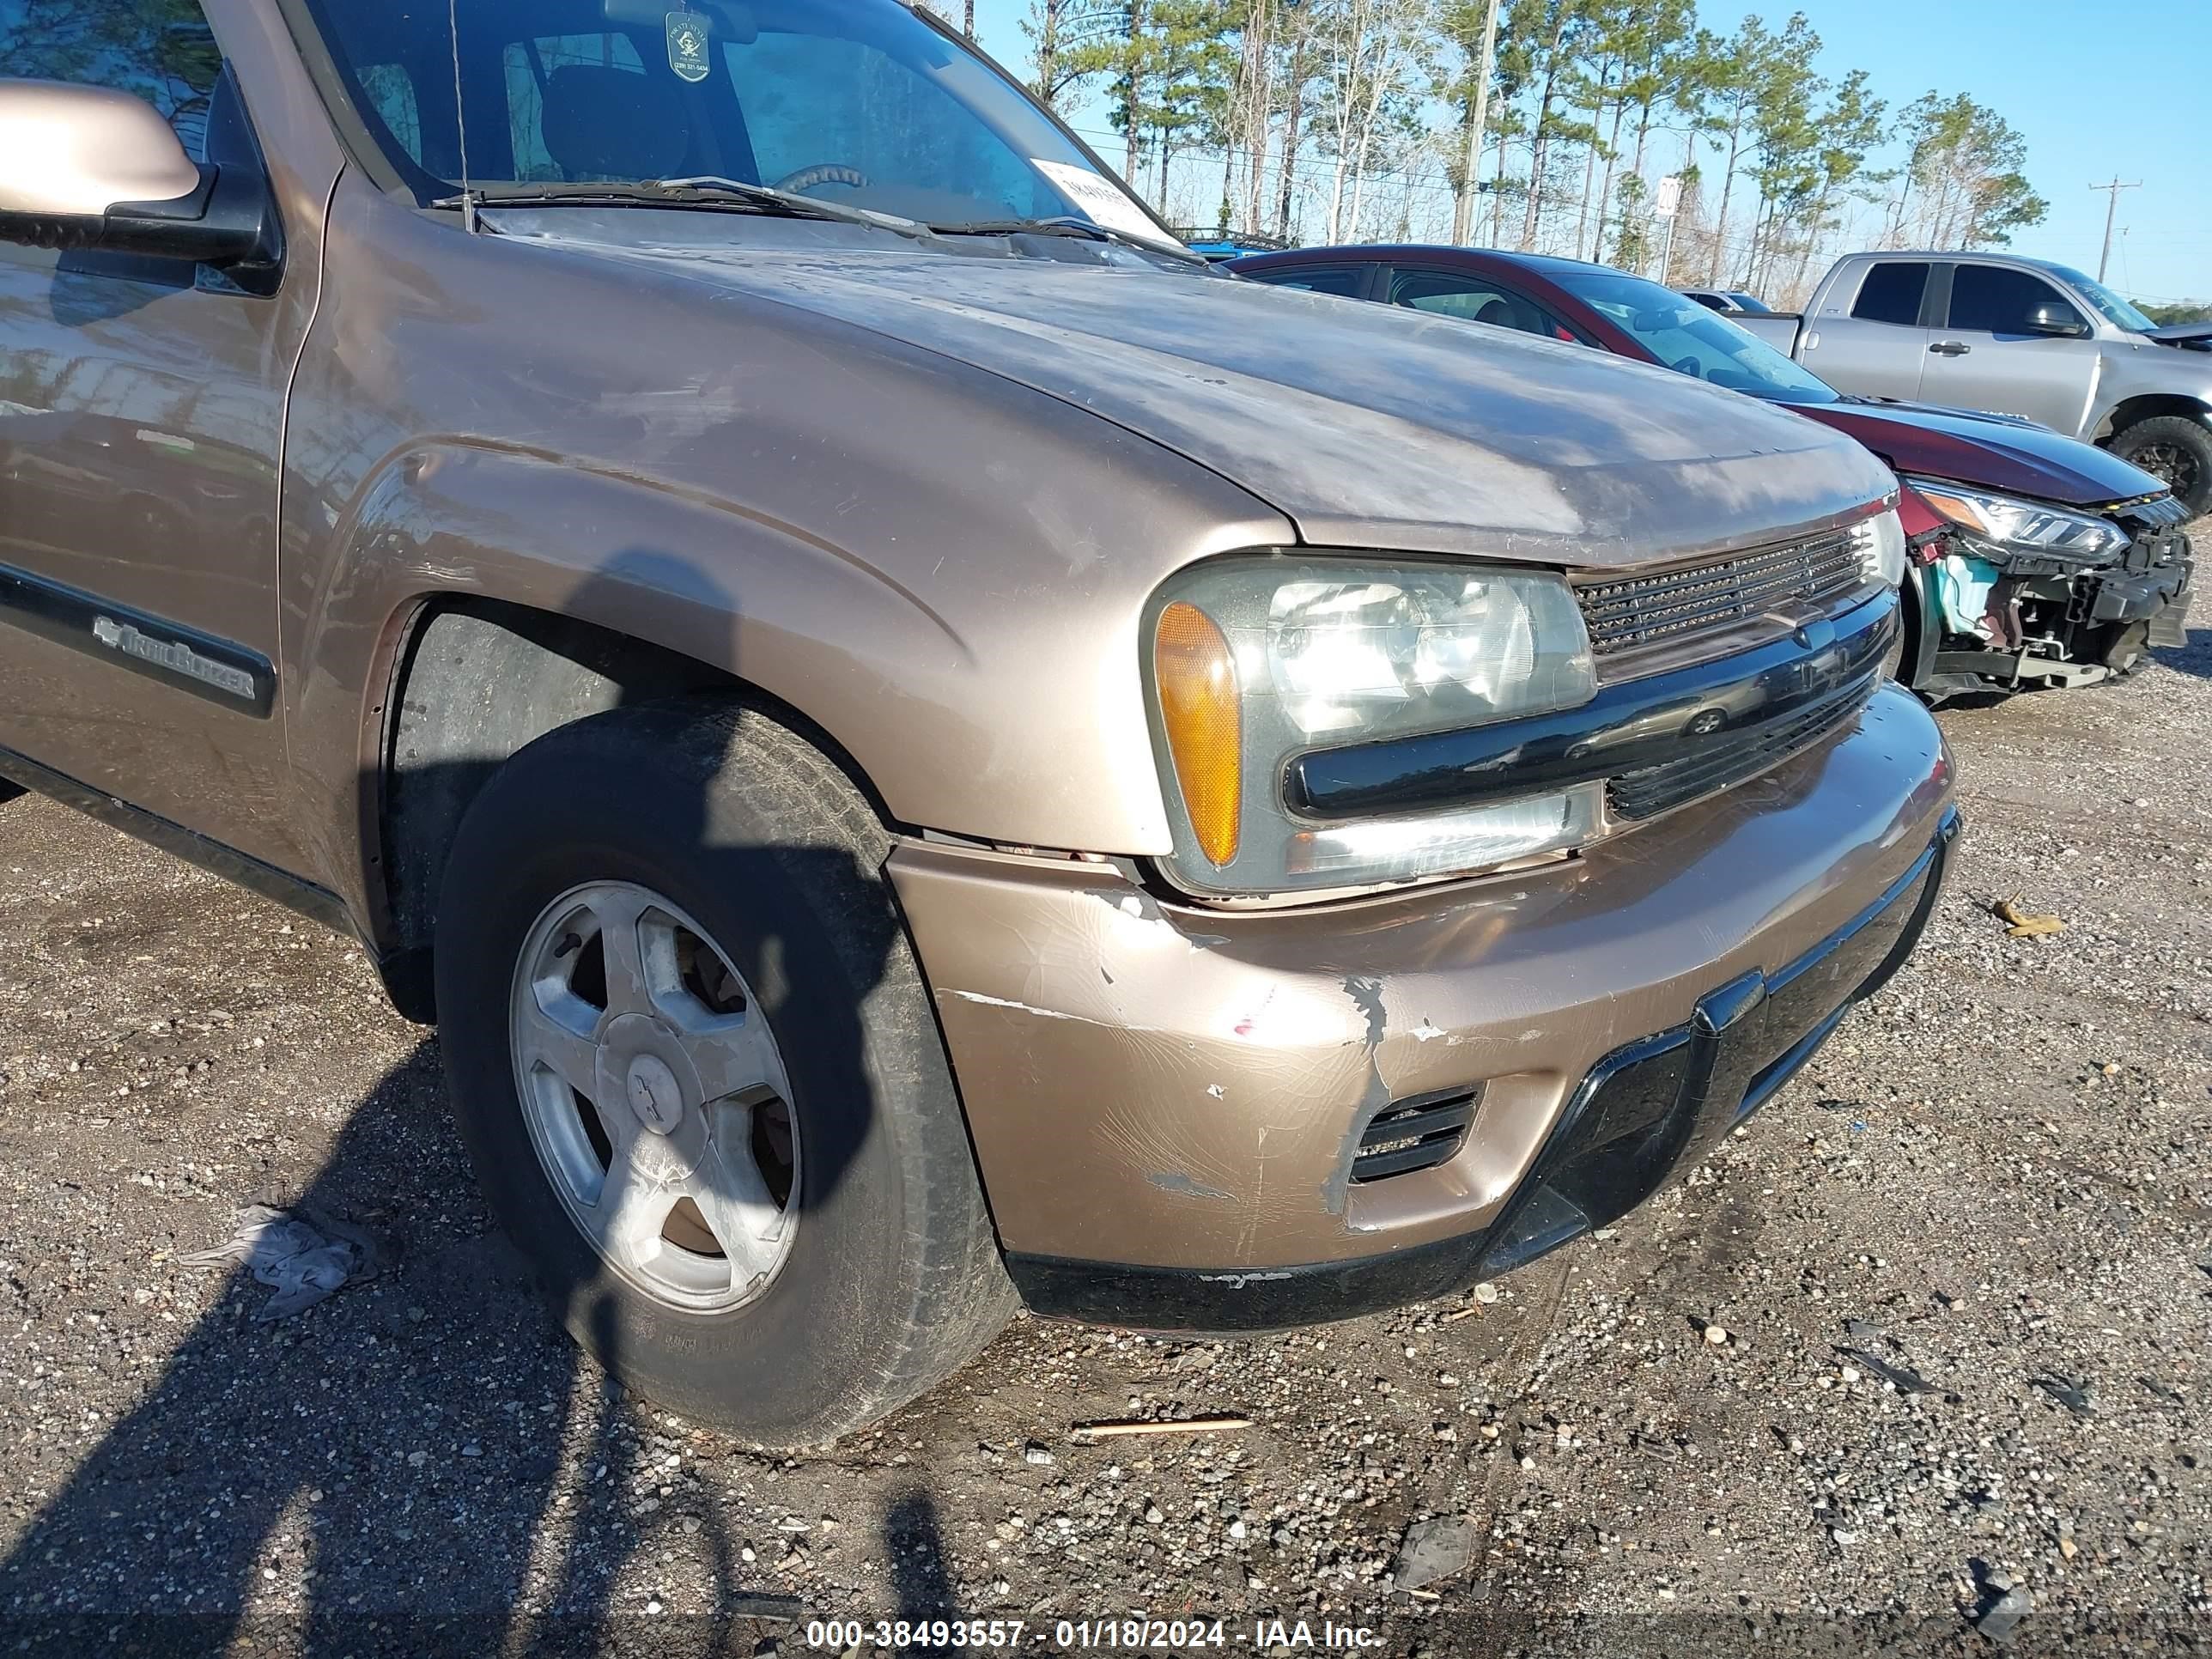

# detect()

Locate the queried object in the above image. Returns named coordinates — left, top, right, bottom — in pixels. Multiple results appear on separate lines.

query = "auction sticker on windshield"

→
left=1030, top=160, right=1176, bottom=245
left=665, top=9, right=712, bottom=81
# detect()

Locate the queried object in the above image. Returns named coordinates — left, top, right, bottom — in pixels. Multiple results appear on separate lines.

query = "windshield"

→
left=301, top=0, right=1176, bottom=244
left=2044, top=264, right=2160, bottom=334
left=1552, top=266, right=1838, bottom=405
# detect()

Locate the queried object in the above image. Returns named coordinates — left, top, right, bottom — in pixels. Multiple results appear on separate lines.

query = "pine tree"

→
left=1700, top=16, right=1772, bottom=286
left=1512, top=0, right=1585, bottom=251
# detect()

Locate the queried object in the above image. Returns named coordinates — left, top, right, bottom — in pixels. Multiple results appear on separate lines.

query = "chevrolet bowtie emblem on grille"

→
left=92, top=616, right=258, bottom=702
left=1793, top=617, right=1837, bottom=652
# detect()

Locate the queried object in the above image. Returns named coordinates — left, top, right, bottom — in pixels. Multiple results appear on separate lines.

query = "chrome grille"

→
left=1577, top=530, right=1865, bottom=658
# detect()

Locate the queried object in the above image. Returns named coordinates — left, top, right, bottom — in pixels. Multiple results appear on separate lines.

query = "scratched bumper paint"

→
left=890, top=685, right=1953, bottom=1273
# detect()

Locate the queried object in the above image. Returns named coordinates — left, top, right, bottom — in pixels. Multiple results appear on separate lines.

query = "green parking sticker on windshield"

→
left=666, top=9, right=711, bottom=82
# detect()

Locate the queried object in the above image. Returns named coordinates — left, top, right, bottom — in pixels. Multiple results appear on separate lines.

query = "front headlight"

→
left=1903, top=480, right=2127, bottom=562
left=1148, top=555, right=1599, bottom=896
left=1851, top=507, right=1908, bottom=587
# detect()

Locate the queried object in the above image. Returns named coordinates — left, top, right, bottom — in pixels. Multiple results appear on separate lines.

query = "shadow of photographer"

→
left=0, top=550, right=965, bottom=1654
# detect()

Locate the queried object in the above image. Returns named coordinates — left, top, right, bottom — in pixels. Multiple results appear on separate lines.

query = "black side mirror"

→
left=2024, top=301, right=2090, bottom=338
left=0, top=78, right=279, bottom=278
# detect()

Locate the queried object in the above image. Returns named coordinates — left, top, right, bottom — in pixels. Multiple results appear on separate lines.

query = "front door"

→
left=0, top=0, right=324, bottom=869
left=1919, top=261, right=2104, bottom=438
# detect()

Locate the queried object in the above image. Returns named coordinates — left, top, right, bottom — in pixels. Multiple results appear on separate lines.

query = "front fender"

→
left=274, top=176, right=1292, bottom=937
left=2092, top=358, right=2212, bottom=441
left=281, top=441, right=987, bottom=913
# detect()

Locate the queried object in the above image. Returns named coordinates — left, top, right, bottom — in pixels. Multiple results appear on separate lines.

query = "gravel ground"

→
left=0, top=633, right=2207, bottom=1658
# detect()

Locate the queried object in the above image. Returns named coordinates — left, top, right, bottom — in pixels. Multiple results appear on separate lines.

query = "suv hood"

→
left=499, top=214, right=1896, bottom=568
left=1804, top=397, right=2167, bottom=508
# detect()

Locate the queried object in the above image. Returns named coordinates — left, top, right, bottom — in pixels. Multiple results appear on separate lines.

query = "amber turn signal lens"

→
left=1154, top=600, right=1241, bottom=866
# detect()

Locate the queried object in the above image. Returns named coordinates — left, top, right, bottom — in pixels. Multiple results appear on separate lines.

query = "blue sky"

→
left=960, top=0, right=2212, bottom=303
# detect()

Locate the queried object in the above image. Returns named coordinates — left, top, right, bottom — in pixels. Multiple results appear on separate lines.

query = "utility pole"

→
left=1451, top=0, right=1502, bottom=246
left=2089, top=176, right=2140, bottom=282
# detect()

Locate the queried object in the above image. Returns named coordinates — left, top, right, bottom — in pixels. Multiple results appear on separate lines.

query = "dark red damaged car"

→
left=1230, top=246, right=2194, bottom=698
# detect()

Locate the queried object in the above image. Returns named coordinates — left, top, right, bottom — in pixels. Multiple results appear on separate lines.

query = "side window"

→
left=1250, top=266, right=1369, bottom=298
left=1850, top=262, right=1929, bottom=326
left=1948, top=264, right=2081, bottom=334
left=0, top=0, right=223, bottom=160
left=1389, top=270, right=1576, bottom=340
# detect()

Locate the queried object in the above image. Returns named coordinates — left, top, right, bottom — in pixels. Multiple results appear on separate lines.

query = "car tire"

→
left=1881, top=576, right=1914, bottom=685
left=434, top=698, right=1015, bottom=1447
left=2109, top=415, right=2212, bottom=518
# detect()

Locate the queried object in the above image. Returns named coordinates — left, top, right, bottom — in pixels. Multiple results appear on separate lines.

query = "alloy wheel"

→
left=509, top=881, right=799, bottom=1313
left=2132, top=441, right=2202, bottom=502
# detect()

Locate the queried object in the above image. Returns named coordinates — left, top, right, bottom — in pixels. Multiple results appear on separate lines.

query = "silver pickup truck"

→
left=1740, top=252, right=2212, bottom=517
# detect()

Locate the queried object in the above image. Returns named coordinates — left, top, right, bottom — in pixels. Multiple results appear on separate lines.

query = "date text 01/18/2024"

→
left=804, top=1619, right=1389, bottom=1650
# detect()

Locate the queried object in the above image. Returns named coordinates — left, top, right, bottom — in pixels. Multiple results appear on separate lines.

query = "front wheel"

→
left=434, top=701, right=1014, bottom=1447
left=1880, top=574, right=1916, bottom=686
left=2110, top=415, right=2212, bottom=519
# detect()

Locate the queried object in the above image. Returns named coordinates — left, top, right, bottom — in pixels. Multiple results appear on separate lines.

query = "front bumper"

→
left=1927, top=536, right=2191, bottom=686
left=890, top=685, right=1955, bottom=1331
left=1007, top=807, right=1954, bottom=1330
left=2110, top=557, right=2191, bottom=649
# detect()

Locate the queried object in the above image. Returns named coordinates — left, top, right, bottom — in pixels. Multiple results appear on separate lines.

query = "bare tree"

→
left=1275, top=29, right=1311, bottom=237
left=1891, top=91, right=2047, bottom=249
left=996, top=0, right=2046, bottom=282
left=1312, top=0, right=1426, bottom=240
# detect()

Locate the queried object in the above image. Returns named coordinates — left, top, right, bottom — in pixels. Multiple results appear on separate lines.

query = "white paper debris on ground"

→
left=180, top=1203, right=382, bottom=1321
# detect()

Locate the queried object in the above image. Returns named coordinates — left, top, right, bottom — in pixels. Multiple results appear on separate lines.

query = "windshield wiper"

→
left=928, top=215, right=1205, bottom=263
left=434, top=177, right=928, bottom=238
left=652, top=175, right=928, bottom=235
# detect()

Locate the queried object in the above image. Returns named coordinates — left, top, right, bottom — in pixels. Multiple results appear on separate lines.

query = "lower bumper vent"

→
left=1352, top=1088, right=1478, bottom=1183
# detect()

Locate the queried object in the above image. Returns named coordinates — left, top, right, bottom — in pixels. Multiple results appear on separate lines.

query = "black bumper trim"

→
left=1283, top=590, right=1896, bottom=823
left=2149, top=589, right=2192, bottom=650
left=2087, top=562, right=2188, bottom=625
left=1005, top=805, right=1960, bottom=1334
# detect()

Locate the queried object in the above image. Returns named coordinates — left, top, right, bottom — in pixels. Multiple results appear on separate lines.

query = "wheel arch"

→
left=2094, top=392, right=2212, bottom=445
left=365, top=593, right=901, bottom=1020
left=281, top=441, right=976, bottom=1013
